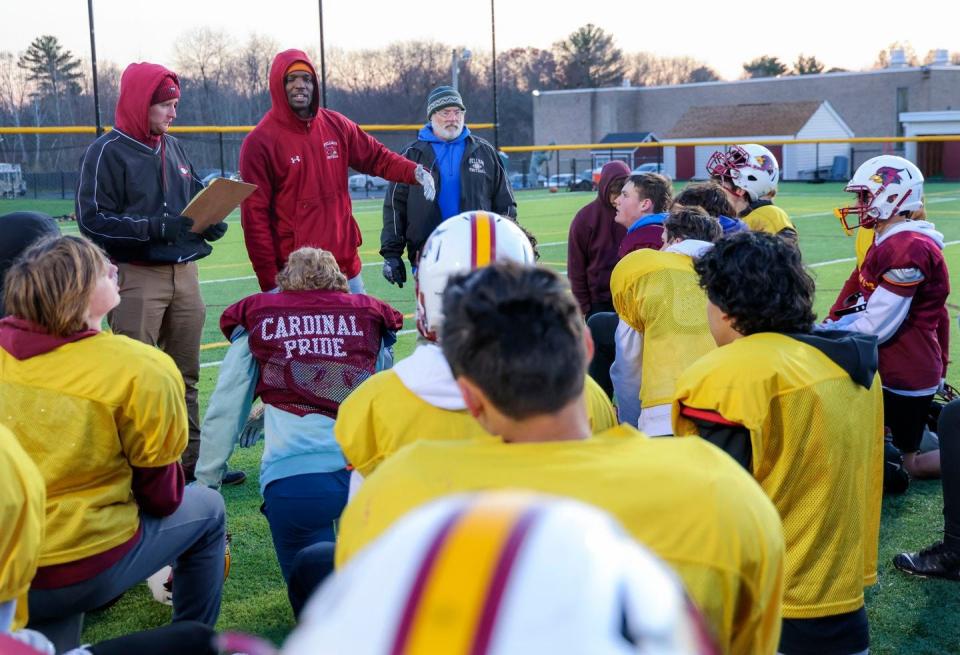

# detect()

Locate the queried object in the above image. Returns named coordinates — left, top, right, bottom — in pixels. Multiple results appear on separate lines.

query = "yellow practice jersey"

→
left=0, top=425, right=45, bottom=629
left=742, top=204, right=796, bottom=236
left=610, top=249, right=716, bottom=408
left=336, top=370, right=616, bottom=477
left=338, top=425, right=785, bottom=655
left=673, top=333, right=883, bottom=619
left=855, top=226, right=874, bottom=267
left=0, top=332, right=187, bottom=567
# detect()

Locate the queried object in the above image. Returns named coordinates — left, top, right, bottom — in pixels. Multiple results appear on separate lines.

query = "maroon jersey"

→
left=221, top=289, right=403, bottom=418
left=858, top=225, right=949, bottom=390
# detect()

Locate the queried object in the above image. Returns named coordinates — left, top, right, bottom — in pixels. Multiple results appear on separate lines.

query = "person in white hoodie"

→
left=334, top=210, right=617, bottom=484
left=609, top=206, right=722, bottom=435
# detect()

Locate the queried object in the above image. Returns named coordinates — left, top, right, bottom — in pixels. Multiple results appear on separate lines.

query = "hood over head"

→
left=268, top=49, right=320, bottom=130
left=115, top=62, right=179, bottom=147
left=597, top=161, right=630, bottom=208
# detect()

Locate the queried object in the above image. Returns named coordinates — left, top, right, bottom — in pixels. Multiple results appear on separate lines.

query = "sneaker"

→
left=222, top=470, right=247, bottom=486
left=893, top=541, right=960, bottom=580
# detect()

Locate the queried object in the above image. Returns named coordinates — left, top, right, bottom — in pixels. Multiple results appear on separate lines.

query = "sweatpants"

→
left=261, top=471, right=350, bottom=582
left=27, top=486, right=226, bottom=653
left=586, top=311, right=618, bottom=398
left=940, top=399, right=960, bottom=546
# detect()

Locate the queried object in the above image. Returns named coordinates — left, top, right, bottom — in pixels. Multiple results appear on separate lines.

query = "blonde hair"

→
left=4, top=235, right=108, bottom=337
left=275, top=247, right=348, bottom=292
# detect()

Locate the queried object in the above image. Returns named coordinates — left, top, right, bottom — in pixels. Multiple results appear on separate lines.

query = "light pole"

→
left=87, top=0, right=103, bottom=135
left=451, top=48, right=471, bottom=90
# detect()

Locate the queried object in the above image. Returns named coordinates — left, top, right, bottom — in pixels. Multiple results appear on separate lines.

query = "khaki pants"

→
left=109, top=262, right=205, bottom=478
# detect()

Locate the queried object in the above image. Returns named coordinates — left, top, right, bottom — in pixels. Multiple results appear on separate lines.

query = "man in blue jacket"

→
left=380, top=86, right=517, bottom=287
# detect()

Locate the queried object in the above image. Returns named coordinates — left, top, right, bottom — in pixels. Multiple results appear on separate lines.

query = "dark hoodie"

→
left=239, top=49, right=419, bottom=290
left=566, top=161, right=630, bottom=314
left=75, top=63, right=210, bottom=264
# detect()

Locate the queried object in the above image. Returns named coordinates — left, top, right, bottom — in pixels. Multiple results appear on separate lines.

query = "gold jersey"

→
left=610, top=249, right=716, bottom=408
left=338, top=425, right=785, bottom=655
left=673, top=333, right=883, bottom=618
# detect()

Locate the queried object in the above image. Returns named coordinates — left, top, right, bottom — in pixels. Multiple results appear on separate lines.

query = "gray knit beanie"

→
left=426, top=86, right=466, bottom=118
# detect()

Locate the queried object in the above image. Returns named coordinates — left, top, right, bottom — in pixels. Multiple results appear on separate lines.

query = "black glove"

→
left=202, top=221, right=229, bottom=242
left=382, top=256, right=407, bottom=288
left=148, top=214, right=193, bottom=244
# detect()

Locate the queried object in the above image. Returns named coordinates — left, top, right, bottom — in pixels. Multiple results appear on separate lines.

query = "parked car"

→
left=631, top=162, right=666, bottom=175
left=567, top=172, right=596, bottom=192
left=349, top=174, right=389, bottom=191
left=546, top=174, right=574, bottom=188
left=509, top=172, right=547, bottom=189
left=0, top=163, right=27, bottom=198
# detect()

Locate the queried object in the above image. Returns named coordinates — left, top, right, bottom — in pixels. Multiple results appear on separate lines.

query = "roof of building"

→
left=666, top=101, right=824, bottom=138
left=597, top=131, right=655, bottom=144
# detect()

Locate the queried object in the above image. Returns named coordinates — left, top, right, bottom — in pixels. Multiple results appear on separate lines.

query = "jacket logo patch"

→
left=468, top=157, right=485, bottom=174
left=179, top=166, right=190, bottom=176
left=290, top=155, right=302, bottom=165
left=324, top=141, right=339, bottom=160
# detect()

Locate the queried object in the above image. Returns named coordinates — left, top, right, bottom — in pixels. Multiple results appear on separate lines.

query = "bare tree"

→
left=627, top=53, right=719, bottom=86
left=174, top=27, right=231, bottom=123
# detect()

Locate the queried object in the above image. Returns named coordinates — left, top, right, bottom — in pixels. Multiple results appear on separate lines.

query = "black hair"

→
left=694, top=231, right=816, bottom=335
left=440, top=262, right=586, bottom=419
left=674, top=181, right=736, bottom=219
left=663, top=206, right=722, bottom=243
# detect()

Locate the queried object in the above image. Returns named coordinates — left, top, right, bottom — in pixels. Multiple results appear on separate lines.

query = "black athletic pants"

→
left=939, top=400, right=960, bottom=548
left=586, top=310, right=617, bottom=398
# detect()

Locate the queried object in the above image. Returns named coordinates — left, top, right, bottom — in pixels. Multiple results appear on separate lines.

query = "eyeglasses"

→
left=436, top=108, right=464, bottom=119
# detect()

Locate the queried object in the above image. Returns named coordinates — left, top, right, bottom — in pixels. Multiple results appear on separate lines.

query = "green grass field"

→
left=6, top=181, right=960, bottom=653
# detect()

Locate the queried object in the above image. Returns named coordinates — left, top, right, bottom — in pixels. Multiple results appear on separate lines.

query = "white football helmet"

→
left=706, top=144, right=780, bottom=202
left=416, top=211, right=535, bottom=341
left=284, top=492, right=717, bottom=655
left=835, top=155, right=924, bottom=231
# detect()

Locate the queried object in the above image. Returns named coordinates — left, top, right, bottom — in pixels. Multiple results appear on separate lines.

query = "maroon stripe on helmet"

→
left=469, top=506, right=542, bottom=655
left=390, top=506, right=465, bottom=655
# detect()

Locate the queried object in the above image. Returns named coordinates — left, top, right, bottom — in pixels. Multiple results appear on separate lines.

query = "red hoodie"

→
left=115, top=62, right=178, bottom=147
left=566, top=161, right=630, bottom=314
left=239, top=50, right=419, bottom=289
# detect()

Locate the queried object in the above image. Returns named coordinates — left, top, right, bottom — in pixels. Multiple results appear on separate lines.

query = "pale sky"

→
left=3, top=0, right=957, bottom=81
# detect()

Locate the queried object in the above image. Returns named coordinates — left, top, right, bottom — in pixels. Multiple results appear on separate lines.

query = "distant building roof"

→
left=598, top=132, right=655, bottom=144
left=666, top=101, right=823, bottom=138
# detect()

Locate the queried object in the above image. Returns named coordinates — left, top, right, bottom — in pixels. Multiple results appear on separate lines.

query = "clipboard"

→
left=183, top=178, right=257, bottom=233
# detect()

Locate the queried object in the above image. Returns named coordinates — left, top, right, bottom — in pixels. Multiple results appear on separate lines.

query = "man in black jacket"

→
left=76, top=62, right=229, bottom=482
left=380, top=86, right=517, bottom=287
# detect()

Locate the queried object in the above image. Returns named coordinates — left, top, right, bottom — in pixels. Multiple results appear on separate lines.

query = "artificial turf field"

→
left=6, top=181, right=960, bottom=653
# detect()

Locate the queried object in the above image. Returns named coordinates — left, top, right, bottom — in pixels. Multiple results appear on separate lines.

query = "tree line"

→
left=1, top=26, right=956, bottom=174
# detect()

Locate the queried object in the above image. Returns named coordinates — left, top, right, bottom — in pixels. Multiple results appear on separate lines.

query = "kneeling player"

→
left=706, top=144, right=797, bottom=242
left=337, top=262, right=785, bottom=655
left=673, top=232, right=883, bottom=655
left=833, top=155, right=948, bottom=480
left=334, top=211, right=616, bottom=480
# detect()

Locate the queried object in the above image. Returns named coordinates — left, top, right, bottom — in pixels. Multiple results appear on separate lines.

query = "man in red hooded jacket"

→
left=240, top=50, right=435, bottom=293
left=76, top=62, right=226, bottom=481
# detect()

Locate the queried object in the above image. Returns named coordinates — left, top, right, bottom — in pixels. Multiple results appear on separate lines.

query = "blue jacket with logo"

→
left=381, top=130, right=517, bottom=263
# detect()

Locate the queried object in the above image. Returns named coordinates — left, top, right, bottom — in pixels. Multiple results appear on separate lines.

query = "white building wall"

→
left=663, top=146, right=677, bottom=179
left=790, top=103, right=854, bottom=179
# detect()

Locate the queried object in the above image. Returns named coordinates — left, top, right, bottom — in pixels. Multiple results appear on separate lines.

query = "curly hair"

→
left=440, top=262, right=586, bottom=419
left=694, top=231, right=816, bottom=335
left=663, top=206, right=722, bottom=243
left=275, top=247, right=348, bottom=292
left=4, top=235, right=108, bottom=337
left=674, top=181, right=735, bottom=219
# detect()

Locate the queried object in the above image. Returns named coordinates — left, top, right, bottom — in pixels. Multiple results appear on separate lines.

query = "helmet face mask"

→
left=415, top=211, right=535, bottom=342
left=706, top=144, right=779, bottom=202
left=835, top=155, right=924, bottom=233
